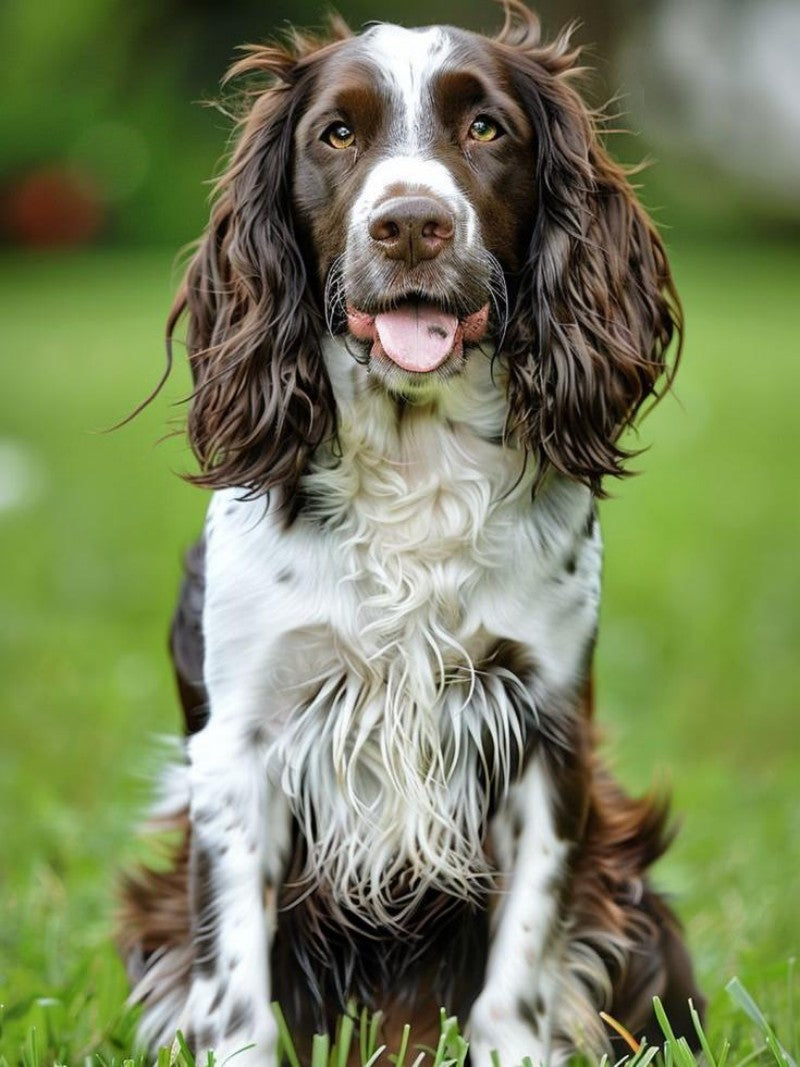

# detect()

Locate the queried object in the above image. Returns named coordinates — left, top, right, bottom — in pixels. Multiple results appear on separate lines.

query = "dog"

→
left=118, top=3, right=703, bottom=1063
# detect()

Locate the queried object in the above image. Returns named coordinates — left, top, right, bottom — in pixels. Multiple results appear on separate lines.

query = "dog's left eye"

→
left=322, top=122, right=355, bottom=149
left=468, top=116, right=502, bottom=142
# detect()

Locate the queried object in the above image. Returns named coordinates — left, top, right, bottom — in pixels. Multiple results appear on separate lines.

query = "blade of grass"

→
left=678, top=1035, right=697, bottom=1067
left=367, top=1012, right=383, bottom=1061
left=175, top=1030, right=196, bottom=1067
left=359, top=1006, right=368, bottom=1067
left=432, top=1012, right=452, bottom=1067
left=336, top=1009, right=356, bottom=1067
left=689, top=997, right=717, bottom=1067
left=731, top=1046, right=769, bottom=1067
left=631, top=1046, right=661, bottom=1067
left=599, top=1011, right=641, bottom=1053
left=391, top=1024, right=411, bottom=1067
left=22, top=1026, right=40, bottom=1067
left=311, top=1032, right=330, bottom=1067
left=220, top=1045, right=256, bottom=1066
left=272, top=1003, right=301, bottom=1067
left=727, top=978, right=797, bottom=1067
left=653, top=996, right=678, bottom=1047
left=363, top=1046, right=387, bottom=1067
left=653, top=996, right=699, bottom=1067
left=433, top=1013, right=468, bottom=1067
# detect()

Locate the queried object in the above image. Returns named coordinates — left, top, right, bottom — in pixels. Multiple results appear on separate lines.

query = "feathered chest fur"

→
left=202, top=347, right=601, bottom=926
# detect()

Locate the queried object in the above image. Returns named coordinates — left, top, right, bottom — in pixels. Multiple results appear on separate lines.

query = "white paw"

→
left=206, top=1028, right=277, bottom=1067
left=181, top=986, right=277, bottom=1067
left=469, top=998, right=550, bottom=1067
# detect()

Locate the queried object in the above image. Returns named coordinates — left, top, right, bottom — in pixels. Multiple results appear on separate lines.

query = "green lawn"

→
left=0, top=239, right=798, bottom=1064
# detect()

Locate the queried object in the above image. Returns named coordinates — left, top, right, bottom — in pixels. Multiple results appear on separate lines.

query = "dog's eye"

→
left=323, top=122, right=355, bottom=150
left=468, top=116, right=502, bottom=142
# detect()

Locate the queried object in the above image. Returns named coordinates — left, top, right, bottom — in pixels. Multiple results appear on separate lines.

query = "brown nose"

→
left=368, top=196, right=455, bottom=267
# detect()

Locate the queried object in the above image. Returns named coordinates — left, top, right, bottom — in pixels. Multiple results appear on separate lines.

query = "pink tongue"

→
left=374, top=305, right=459, bottom=372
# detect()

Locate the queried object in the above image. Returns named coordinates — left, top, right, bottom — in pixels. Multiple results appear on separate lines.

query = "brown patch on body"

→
left=566, top=752, right=704, bottom=1045
left=116, top=811, right=195, bottom=1029
left=117, top=812, right=192, bottom=963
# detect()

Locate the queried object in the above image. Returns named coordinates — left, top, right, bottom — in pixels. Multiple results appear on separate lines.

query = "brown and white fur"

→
left=118, top=5, right=703, bottom=1064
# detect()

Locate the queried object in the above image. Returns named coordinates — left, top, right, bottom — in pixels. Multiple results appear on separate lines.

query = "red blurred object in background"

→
left=1, top=165, right=104, bottom=248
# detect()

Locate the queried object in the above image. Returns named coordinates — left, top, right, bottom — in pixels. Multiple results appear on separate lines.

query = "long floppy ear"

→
left=168, top=22, right=350, bottom=505
left=496, top=3, right=682, bottom=495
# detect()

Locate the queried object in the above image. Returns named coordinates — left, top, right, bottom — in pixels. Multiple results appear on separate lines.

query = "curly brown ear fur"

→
left=495, top=4, right=682, bottom=494
left=169, top=22, right=351, bottom=505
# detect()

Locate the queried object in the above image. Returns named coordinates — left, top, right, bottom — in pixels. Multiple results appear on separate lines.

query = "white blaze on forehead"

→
left=364, top=24, right=453, bottom=148
left=349, top=25, right=478, bottom=253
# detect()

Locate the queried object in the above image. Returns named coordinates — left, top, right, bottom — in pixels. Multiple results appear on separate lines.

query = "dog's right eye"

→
left=322, top=122, right=355, bottom=150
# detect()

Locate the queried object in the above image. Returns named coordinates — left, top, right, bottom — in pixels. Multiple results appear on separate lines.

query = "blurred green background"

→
left=0, top=0, right=798, bottom=1063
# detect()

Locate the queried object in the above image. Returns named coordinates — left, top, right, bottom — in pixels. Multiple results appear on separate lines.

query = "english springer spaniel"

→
left=118, top=4, right=703, bottom=1064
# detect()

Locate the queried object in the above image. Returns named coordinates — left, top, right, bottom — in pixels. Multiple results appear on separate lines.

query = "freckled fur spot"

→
left=518, top=998, right=541, bottom=1036
left=225, top=1000, right=252, bottom=1039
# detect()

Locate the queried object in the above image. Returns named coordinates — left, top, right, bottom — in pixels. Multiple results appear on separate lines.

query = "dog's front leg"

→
left=182, top=714, right=290, bottom=1067
left=468, top=755, right=574, bottom=1067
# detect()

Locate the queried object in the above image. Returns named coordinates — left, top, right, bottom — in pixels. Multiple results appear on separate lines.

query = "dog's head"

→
left=172, top=1, right=681, bottom=504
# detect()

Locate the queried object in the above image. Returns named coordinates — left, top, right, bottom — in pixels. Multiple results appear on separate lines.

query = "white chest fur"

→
left=200, top=346, right=601, bottom=923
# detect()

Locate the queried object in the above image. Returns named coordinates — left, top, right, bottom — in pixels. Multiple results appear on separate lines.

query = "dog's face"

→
left=172, top=4, right=681, bottom=503
left=291, top=25, right=537, bottom=393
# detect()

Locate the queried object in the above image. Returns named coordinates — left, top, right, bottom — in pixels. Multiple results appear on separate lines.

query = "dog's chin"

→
left=345, top=298, right=490, bottom=398
left=365, top=347, right=466, bottom=401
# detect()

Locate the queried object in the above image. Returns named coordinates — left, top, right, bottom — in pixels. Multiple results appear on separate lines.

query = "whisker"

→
left=323, top=254, right=347, bottom=338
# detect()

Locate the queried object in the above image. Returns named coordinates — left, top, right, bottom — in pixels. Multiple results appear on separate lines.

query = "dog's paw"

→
left=181, top=985, right=278, bottom=1067
left=468, top=996, right=551, bottom=1067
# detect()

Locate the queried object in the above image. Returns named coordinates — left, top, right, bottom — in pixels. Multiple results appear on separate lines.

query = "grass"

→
left=0, top=236, right=798, bottom=1064
left=3, top=988, right=798, bottom=1067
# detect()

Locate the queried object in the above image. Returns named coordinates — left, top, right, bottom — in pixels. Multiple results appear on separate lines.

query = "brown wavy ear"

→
left=495, top=3, right=682, bottom=495
left=169, top=21, right=351, bottom=506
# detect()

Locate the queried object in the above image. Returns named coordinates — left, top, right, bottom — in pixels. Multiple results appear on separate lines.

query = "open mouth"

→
left=346, top=298, right=490, bottom=374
